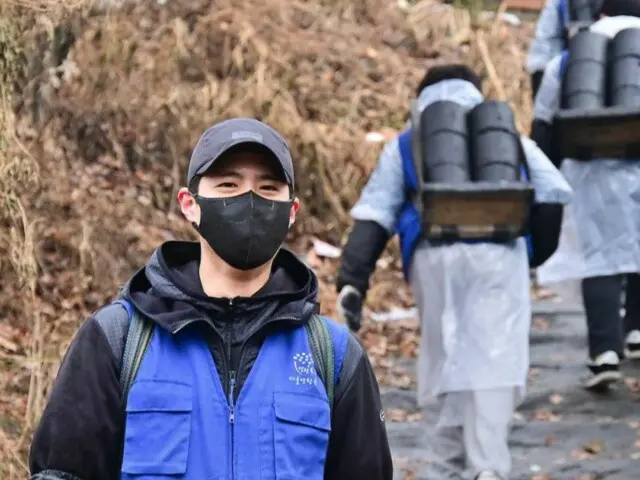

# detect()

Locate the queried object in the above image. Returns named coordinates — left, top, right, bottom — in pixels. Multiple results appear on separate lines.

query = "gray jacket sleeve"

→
left=533, top=54, right=563, bottom=122
left=526, top=0, right=565, bottom=73
left=350, top=138, right=405, bottom=234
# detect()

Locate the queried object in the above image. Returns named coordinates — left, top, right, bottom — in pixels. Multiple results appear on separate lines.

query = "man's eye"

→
left=218, top=182, right=237, bottom=188
left=260, top=185, right=278, bottom=191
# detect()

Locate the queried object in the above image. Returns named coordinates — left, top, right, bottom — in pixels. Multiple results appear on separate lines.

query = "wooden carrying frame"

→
left=554, top=105, right=640, bottom=160
left=409, top=100, right=533, bottom=242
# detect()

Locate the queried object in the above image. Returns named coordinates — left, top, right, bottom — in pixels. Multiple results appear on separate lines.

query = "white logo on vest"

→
left=290, top=352, right=318, bottom=386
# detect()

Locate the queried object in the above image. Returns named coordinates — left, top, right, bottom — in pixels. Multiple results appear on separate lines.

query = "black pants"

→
left=581, top=273, right=640, bottom=358
left=531, top=71, right=544, bottom=102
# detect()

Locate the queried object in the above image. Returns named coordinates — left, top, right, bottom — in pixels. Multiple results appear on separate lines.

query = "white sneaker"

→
left=584, top=350, right=621, bottom=390
left=624, top=330, right=640, bottom=360
left=474, top=471, right=504, bottom=480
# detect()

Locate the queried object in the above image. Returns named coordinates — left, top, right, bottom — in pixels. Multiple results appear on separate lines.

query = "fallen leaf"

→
left=583, top=440, right=604, bottom=454
left=388, top=371, right=414, bottom=389
left=0, top=335, right=19, bottom=353
left=531, top=474, right=551, bottom=480
left=365, top=47, right=378, bottom=58
left=368, top=335, right=389, bottom=358
left=304, top=249, right=323, bottom=269
left=406, top=412, right=424, bottom=422
left=544, top=435, right=555, bottom=446
left=311, top=238, right=341, bottom=259
left=533, top=409, right=561, bottom=422
left=321, top=71, right=333, bottom=83
left=399, top=339, right=416, bottom=358
left=534, top=287, right=557, bottom=300
left=624, top=377, right=640, bottom=393
left=365, top=132, right=386, bottom=143
left=385, top=408, right=409, bottom=422
left=532, top=317, right=550, bottom=330
left=549, top=394, right=564, bottom=405
left=570, top=449, right=594, bottom=460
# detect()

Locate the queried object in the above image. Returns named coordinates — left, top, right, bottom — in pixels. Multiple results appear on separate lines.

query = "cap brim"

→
left=193, top=140, right=291, bottom=185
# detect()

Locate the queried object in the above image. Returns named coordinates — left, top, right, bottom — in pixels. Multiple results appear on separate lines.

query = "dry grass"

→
left=0, top=0, right=536, bottom=476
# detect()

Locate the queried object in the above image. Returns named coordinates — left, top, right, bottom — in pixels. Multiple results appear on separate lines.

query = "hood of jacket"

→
left=120, top=241, right=319, bottom=335
left=416, top=78, right=484, bottom=113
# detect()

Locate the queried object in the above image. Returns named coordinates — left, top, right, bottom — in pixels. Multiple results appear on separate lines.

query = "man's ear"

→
left=289, top=197, right=300, bottom=227
left=178, top=187, right=200, bottom=224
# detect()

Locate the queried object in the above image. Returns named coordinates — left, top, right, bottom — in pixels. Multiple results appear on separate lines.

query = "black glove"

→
left=531, top=70, right=544, bottom=101
left=337, top=285, right=363, bottom=332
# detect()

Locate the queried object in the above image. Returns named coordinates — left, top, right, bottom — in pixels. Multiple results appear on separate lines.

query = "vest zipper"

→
left=228, top=370, right=236, bottom=423
left=228, top=370, right=236, bottom=479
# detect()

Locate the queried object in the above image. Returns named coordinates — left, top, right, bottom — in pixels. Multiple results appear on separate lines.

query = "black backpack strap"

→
left=93, top=300, right=133, bottom=373
left=93, top=299, right=154, bottom=400
left=120, top=307, right=154, bottom=399
left=305, top=314, right=335, bottom=409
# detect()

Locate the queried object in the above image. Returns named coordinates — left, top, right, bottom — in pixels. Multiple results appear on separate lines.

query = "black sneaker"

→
left=336, top=286, right=363, bottom=332
left=583, top=350, right=621, bottom=391
left=624, top=330, right=640, bottom=360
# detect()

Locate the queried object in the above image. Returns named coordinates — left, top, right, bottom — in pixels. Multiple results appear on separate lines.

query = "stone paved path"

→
left=383, top=298, right=640, bottom=479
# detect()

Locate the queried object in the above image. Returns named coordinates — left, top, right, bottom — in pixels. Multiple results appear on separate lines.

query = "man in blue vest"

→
left=336, top=65, right=572, bottom=480
left=29, top=118, right=393, bottom=480
left=532, top=13, right=640, bottom=390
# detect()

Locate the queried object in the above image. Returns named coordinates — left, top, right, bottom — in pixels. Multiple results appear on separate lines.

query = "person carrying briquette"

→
left=532, top=9, right=640, bottom=391
left=336, top=64, right=572, bottom=480
left=525, top=0, right=640, bottom=98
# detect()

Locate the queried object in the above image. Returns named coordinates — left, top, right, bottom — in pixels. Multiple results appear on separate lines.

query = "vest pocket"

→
left=272, top=391, right=331, bottom=480
left=121, top=380, right=192, bottom=477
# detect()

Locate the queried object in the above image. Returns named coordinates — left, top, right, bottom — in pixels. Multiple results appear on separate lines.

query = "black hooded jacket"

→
left=29, top=241, right=392, bottom=480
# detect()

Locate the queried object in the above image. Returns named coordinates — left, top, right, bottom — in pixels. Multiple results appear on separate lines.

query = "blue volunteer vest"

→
left=558, top=0, right=570, bottom=34
left=396, top=129, right=533, bottom=279
left=559, top=50, right=570, bottom=79
left=120, top=317, right=348, bottom=480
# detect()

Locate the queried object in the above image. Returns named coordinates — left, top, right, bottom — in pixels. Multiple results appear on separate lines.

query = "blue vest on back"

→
left=396, top=129, right=533, bottom=279
left=120, top=317, right=349, bottom=480
left=558, top=0, right=570, bottom=34
left=559, top=50, right=570, bottom=79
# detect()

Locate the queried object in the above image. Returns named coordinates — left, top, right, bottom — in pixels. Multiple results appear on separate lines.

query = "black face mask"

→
left=193, top=190, right=293, bottom=270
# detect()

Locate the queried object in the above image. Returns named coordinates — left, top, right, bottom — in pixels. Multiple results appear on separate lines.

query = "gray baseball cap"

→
left=187, top=118, right=294, bottom=188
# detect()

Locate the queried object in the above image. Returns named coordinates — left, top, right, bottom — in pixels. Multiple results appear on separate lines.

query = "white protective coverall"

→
left=351, top=79, right=572, bottom=479
left=535, top=16, right=640, bottom=295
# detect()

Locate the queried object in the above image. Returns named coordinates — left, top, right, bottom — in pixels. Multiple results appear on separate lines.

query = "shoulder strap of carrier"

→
left=119, top=304, right=154, bottom=400
left=305, top=314, right=336, bottom=408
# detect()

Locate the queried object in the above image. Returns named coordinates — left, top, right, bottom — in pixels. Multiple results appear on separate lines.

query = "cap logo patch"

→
left=231, top=131, right=263, bottom=142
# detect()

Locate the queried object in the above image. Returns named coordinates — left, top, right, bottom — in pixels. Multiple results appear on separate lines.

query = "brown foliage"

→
left=0, top=0, right=535, bottom=475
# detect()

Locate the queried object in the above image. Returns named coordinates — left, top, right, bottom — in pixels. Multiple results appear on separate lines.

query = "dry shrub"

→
left=0, top=0, right=536, bottom=475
